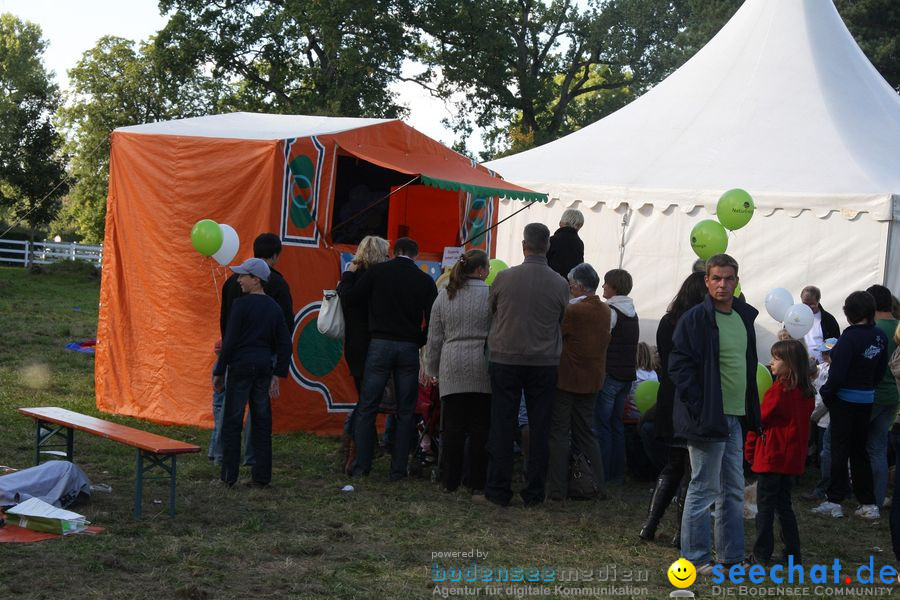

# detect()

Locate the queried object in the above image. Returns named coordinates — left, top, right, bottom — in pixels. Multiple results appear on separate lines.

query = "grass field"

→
left=0, top=264, right=895, bottom=599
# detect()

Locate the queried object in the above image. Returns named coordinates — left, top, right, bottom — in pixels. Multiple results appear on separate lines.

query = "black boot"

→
left=671, top=483, right=688, bottom=548
left=639, top=473, right=680, bottom=541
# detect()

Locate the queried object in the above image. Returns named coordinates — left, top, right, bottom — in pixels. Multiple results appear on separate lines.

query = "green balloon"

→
left=190, top=219, right=223, bottom=257
left=690, top=219, right=728, bottom=261
left=756, top=362, right=773, bottom=404
left=634, top=380, right=660, bottom=414
left=733, top=282, right=742, bottom=298
left=485, top=258, right=508, bottom=285
left=716, top=188, right=755, bottom=231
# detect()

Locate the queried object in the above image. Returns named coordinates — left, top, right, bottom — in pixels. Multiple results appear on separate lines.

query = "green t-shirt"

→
left=874, top=318, right=899, bottom=406
left=716, top=309, right=747, bottom=416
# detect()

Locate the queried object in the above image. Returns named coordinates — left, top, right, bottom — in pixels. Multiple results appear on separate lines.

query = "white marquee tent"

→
left=487, top=0, right=900, bottom=355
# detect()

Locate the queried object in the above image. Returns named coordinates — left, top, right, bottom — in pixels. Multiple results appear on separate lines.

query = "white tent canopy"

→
left=488, top=0, right=899, bottom=355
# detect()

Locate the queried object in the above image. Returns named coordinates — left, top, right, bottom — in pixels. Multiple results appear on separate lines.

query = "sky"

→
left=0, top=0, right=470, bottom=151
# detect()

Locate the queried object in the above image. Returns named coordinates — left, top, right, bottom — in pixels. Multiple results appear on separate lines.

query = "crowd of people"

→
left=209, top=214, right=900, bottom=573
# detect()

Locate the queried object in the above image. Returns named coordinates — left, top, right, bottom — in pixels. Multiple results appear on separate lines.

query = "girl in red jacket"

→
left=745, top=340, right=815, bottom=565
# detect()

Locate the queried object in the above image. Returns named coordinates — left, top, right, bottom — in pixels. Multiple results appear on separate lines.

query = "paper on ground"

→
left=6, top=497, right=90, bottom=535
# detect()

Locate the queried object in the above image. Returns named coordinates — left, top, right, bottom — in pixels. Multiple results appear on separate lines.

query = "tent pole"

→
left=466, top=200, right=536, bottom=246
left=617, top=205, right=632, bottom=269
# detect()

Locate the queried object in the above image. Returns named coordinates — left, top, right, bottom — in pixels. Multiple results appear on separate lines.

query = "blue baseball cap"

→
left=230, top=258, right=270, bottom=282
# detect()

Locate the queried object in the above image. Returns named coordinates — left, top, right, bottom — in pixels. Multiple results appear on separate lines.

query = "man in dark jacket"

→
left=212, top=233, right=294, bottom=466
left=800, top=285, right=841, bottom=363
left=341, top=237, right=438, bottom=480
left=670, top=254, right=760, bottom=573
left=546, top=209, right=585, bottom=279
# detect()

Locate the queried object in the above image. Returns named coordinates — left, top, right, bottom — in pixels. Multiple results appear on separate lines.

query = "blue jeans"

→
left=220, top=364, right=272, bottom=485
left=352, top=339, right=419, bottom=480
left=594, top=375, right=629, bottom=483
left=210, top=368, right=255, bottom=466
left=868, top=404, right=895, bottom=506
left=682, top=415, right=745, bottom=565
left=813, top=425, right=831, bottom=498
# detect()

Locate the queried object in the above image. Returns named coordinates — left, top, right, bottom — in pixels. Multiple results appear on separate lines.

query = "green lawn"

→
left=0, top=264, right=893, bottom=599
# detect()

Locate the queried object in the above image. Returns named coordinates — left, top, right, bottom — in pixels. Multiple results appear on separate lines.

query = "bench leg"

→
left=66, top=428, right=74, bottom=461
left=134, top=449, right=143, bottom=518
left=169, top=455, right=177, bottom=518
left=134, top=451, right=179, bottom=518
left=33, top=420, right=41, bottom=465
left=33, top=420, right=74, bottom=464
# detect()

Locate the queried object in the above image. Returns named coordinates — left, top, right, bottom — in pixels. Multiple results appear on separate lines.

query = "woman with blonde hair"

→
left=336, top=235, right=389, bottom=473
left=424, top=249, right=492, bottom=494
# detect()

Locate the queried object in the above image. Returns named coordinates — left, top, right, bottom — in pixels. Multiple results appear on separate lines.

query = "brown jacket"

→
left=557, top=295, right=611, bottom=394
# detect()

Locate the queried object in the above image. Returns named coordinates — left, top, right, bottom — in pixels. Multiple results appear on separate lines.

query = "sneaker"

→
left=811, top=501, right=844, bottom=518
left=695, top=562, right=716, bottom=576
left=854, top=504, right=881, bottom=520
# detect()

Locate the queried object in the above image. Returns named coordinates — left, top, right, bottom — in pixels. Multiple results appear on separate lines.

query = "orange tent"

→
left=96, top=113, right=546, bottom=434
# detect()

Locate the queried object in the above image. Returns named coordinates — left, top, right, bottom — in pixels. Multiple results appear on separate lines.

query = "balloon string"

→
left=210, top=260, right=221, bottom=304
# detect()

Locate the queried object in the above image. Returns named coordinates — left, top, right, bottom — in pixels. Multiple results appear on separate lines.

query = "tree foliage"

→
left=55, top=36, right=224, bottom=242
left=0, top=14, right=67, bottom=231
left=835, top=0, right=900, bottom=91
left=156, top=0, right=416, bottom=117
left=410, top=0, right=721, bottom=157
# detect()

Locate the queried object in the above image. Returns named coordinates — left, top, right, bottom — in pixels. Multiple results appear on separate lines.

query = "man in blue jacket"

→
left=670, top=254, right=760, bottom=573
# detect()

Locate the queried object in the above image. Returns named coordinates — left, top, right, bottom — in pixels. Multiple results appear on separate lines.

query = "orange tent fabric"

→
left=96, top=113, right=541, bottom=435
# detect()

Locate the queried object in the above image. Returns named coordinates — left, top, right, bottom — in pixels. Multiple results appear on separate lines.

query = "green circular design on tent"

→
left=297, top=320, right=343, bottom=377
left=289, top=155, right=315, bottom=228
left=290, top=155, right=314, bottom=181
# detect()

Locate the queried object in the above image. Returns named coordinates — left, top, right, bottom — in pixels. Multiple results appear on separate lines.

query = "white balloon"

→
left=764, top=287, right=794, bottom=322
left=212, top=224, right=240, bottom=266
left=783, top=303, right=814, bottom=339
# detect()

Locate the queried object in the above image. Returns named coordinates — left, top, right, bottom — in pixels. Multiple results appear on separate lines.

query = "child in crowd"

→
left=805, top=338, right=836, bottom=500
left=745, top=340, right=815, bottom=565
left=625, top=342, right=659, bottom=420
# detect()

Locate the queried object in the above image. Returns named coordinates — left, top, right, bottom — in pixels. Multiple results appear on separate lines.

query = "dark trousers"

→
left=890, top=425, right=900, bottom=561
left=441, top=392, right=491, bottom=492
left=221, top=364, right=273, bottom=485
left=547, top=389, right=606, bottom=500
left=485, top=363, right=557, bottom=506
left=753, top=473, right=801, bottom=563
left=352, top=339, right=419, bottom=480
left=826, top=399, right=875, bottom=505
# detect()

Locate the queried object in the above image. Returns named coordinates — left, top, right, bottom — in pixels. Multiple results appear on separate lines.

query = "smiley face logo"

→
left=668, top=558, right=696, bottom=588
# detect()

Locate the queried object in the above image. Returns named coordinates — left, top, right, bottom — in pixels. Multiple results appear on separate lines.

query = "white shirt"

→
left=804, top=311, right=824, bottom=362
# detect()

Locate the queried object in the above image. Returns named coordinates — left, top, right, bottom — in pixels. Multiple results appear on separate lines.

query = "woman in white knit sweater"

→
left=425, top=249, right=492, bottom=493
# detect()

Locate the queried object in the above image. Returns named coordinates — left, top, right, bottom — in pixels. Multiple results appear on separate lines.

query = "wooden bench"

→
left=18, top=407, right=200, bottom=518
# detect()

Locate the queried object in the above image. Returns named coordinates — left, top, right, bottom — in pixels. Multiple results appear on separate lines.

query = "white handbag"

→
left=317, top=290, right=345, bottom=339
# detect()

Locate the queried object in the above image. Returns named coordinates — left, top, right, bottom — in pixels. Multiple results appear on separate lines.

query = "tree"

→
left=156, top=0, right=417, bottom=117
left=0, top=14, right=67, bottom=232
left=835, top=0, right=900, bottom=91
left=55, top=36, right=225, bottom=242
left=410, top=0, right=709, bottom=158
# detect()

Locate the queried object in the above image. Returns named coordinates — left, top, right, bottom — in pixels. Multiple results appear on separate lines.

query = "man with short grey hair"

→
left=800, top=285, right=841, bottom=362
left=547, top=209, right=585, bottom=279
left=485, top=223, right=569, bottom=506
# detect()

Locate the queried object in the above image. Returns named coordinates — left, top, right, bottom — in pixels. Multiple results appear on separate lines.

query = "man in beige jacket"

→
left=485, top=223, right=569, bottom=507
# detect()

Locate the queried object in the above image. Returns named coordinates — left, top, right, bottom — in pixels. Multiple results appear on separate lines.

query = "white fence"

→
left=0, top=239, right=103, bottom=268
